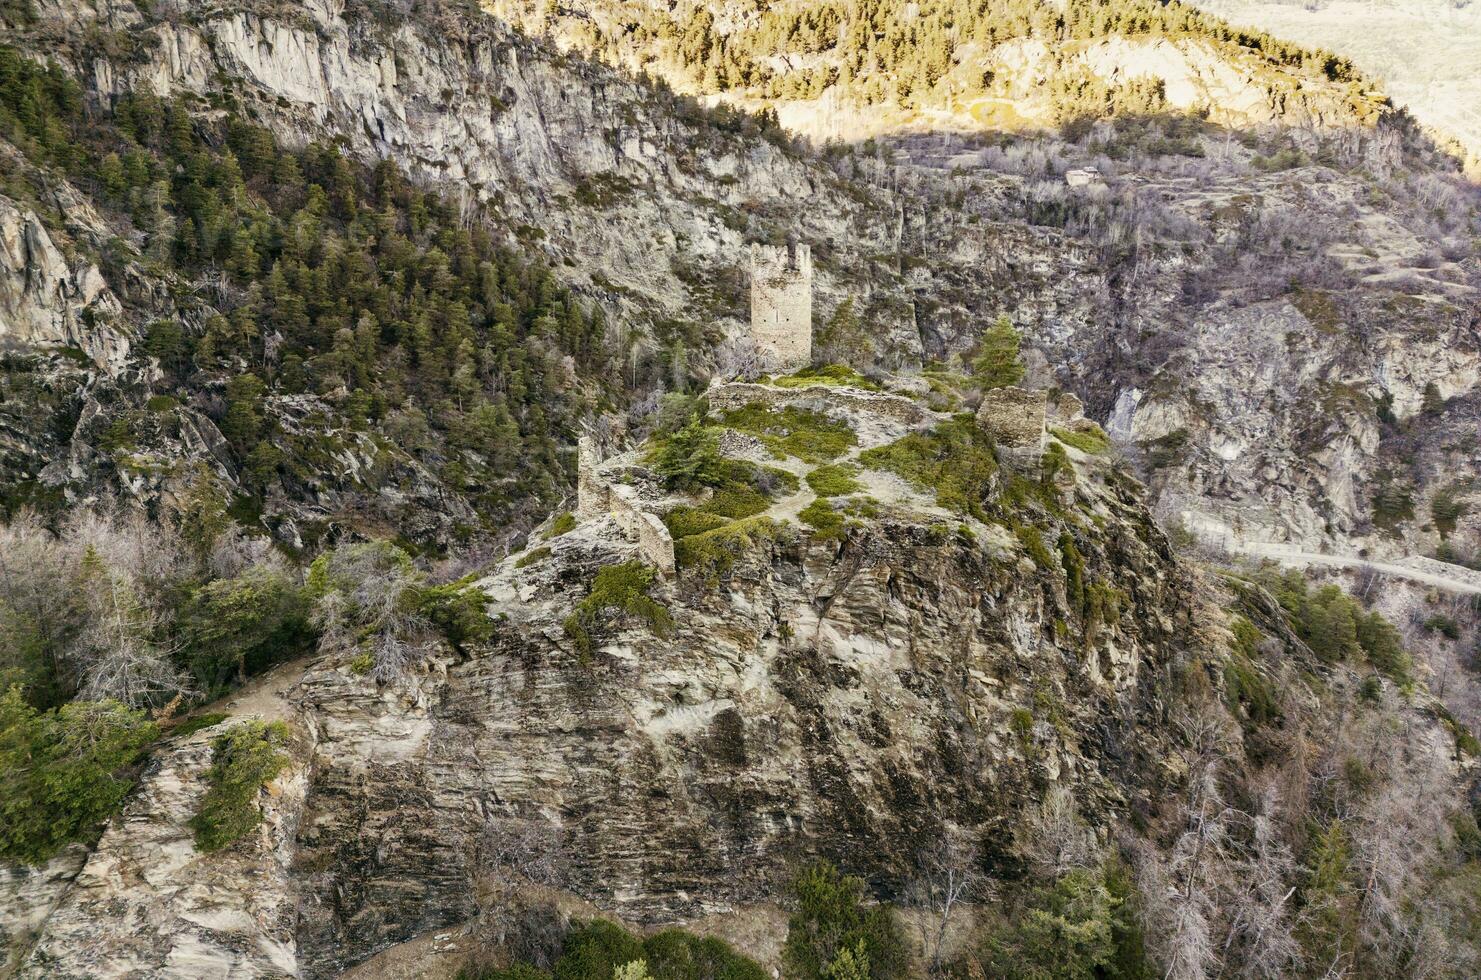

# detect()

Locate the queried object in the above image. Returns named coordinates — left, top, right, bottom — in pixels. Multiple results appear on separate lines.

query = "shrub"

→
left=0, top=688, right=158, bottom=862
left=651, top=393, right=706, bottom=438
left=1223, top=616, right=1281, bottom=727
left=782, top=860, right=909, bottom=980
left=1258, top=570, right=1412, bottom=682
left=467, top=919, right=766, bottom=980
left=562, top=562, right=672, bottom=660
left=1371, top=472, right=1414, bottom=533
left=191, top=720, right=291, bottom=853
left=978, top=866, right=1148, bottom=980
left=415, top=580, right=495, bottom=651
left=1430, top=484, right=1470, bottom=540
left=1424, top=614, right=1462, bottom=641
left=971, top=314, right=1025, bottom=390
left=1058, top=532, right=1086, bottom=617
left=807, top=463, right=862, bottom=497
left=650, top=420, right=729, bottom=490
left=858, top=416, right=996, bottom=515
left=178, top=567, right=314, bottom=697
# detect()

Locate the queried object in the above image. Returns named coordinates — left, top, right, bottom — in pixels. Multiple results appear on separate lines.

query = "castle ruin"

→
left=576, top=436, right=676, bottom=576
left=750, top=239, right=812, bottom=370
left=976, top=386, right=1047, bottom=474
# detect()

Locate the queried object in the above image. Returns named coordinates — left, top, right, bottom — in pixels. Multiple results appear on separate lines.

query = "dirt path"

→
left=200, top=653, right=324, bottom=724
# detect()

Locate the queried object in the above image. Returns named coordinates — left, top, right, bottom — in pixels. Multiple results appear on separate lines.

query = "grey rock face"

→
left=13, top=718, right=311, bottom=979
left=0, top=199, right=129, bottom=373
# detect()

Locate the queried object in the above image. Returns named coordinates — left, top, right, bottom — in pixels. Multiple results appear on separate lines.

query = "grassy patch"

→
left=170, top=712, right=229, bottom=740
left=191, top=720, right=291, bottom=853
left=767, top=363, right=881, bottom=391
left=857, top=415, right=997, bottom=514
left=806, top=463, right=862, bottom=497
left=1050, top=424, right=1109, bottom=454
left=514, top=546, right=551, bottom=569
left=674, top=517, right=785, bottom=580
left=801, top=497, right=878, bottom=540
left=800, top=498, right=846, bottom=538
left=721, top=403, right=856, bottom=463
left=543, top=512, right=577, bottom=539
left=561, top=562, right=672, bottom=660
left=1014, top=524, right=1056, bottom=568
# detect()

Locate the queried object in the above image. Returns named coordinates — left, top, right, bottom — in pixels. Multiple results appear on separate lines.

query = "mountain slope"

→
left=2, top=0, right=1477, bottom=568
left=1189, top=0, right=1481, bottom=177
left=485, top=0, right=1388, bottom=141
left=10, top=376, right=1480, bottom=978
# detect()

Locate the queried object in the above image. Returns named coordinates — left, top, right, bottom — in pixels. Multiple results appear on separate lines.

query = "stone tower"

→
left=750, top=238, right=812, bottom=370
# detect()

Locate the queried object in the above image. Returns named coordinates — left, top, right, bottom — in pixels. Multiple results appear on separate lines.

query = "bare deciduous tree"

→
left=909, top=829, right=984, bottom=973
left=470, top=816, right=570, bottom=955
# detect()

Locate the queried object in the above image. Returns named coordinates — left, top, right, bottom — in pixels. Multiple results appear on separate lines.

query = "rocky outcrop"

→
left=13, top=715, right=311, bottom=979
left=272, top=386, right=1205, bottom=974
left=0, top=199, right=128, bottom=373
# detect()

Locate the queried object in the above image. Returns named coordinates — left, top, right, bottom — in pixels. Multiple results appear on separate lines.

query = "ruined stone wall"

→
left=750, top=242, right=812, bottom=370
left=977, top=386, right=1046, bottom=470
left=576, top=436, right=675, bottom=575
left=610, top=485, right=676, bottom=577
left=707, top=381, right=933, bottom=428
left=576, top=436, right=610, bottom=519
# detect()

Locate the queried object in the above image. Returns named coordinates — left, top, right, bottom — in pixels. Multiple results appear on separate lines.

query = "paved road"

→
left=1237, top=542, right=1481, bottom=595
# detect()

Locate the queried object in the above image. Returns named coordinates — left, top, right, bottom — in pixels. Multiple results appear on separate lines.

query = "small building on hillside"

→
left=1065, top=167, right=1104, bottom=188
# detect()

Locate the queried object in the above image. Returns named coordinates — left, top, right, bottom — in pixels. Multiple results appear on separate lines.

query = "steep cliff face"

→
left=9, top=375, right=1474, bottom=978
left=3, top=379, right=1200, bottom=975
left=0, top=197, right=128, bottom=372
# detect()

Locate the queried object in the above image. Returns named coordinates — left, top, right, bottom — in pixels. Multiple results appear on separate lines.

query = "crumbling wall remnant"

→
left=575, top=436, right=675, bottom=575
left=977, top=386, right=1047, bottom=472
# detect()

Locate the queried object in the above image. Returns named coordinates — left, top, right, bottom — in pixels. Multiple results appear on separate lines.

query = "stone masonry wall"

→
left=707, top=381, right=934, bottom=428
left=750, top=242, right=812, bottom=370
left=609, top=486, right=676, bottom=577
left=577, top=436, right=610, bottom=519
left=576, top=436, right=675, bottom=575
left=977, top=386, right=1047, bottom=469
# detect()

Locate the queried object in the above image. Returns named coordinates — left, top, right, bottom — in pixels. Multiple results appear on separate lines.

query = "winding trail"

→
left=1235, top=541, right=1481, bottom=595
